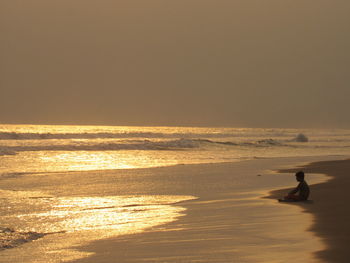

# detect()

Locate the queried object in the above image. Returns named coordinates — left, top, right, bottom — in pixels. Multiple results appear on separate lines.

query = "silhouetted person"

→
left=283, top=171, right=310, bottom=201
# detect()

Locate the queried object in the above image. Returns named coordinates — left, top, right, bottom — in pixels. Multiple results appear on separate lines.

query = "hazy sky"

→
left=1, top=1, right=349, bottom=128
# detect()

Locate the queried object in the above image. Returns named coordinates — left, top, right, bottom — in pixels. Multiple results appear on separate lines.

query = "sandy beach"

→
left=67, top=157, right=348, bottom=263
left=67, top=157, right=337, bottom=262
left=268, top=158, right=350, bottom=263
left=1, top=156, right=348, bottom=263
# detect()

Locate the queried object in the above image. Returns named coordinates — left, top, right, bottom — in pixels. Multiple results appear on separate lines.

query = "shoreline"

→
left=267, top=158, right=350, bottom=263
left=0, top=156, right=346, bottom=262
left=65, top=156, right=336, bottom=263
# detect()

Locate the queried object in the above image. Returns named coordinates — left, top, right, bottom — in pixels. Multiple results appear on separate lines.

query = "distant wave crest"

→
left=0, top=131, right=237, bottom=140
left=0, top=138, right=287, bottom=154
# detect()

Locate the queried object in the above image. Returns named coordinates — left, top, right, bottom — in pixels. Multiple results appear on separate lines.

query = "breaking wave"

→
left=0, top=130, right=305, bottom=140
left=0, top=138, right=287, bottom=155
left=0, top=131, right=236, bottom=140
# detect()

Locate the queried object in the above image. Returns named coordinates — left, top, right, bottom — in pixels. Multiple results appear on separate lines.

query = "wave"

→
left=0, top=138, right=288, bottom=155
left=0, top=131, right=238, bottom=140
left=1, top=139, right=202, bottom=153
left=1, top=138, right=349, bottom=158
left=0, top=130, right=307, bottom=140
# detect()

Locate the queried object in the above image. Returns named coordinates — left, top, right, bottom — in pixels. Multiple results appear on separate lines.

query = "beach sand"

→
left=63, top=157, right=335, bottom=263
left=268, top=158, right=350, bottom=263
left=1, top=156, right=347, bottom=262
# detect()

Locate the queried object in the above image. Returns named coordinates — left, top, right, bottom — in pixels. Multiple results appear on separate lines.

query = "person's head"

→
left=295, top=171, right=305, bottom=182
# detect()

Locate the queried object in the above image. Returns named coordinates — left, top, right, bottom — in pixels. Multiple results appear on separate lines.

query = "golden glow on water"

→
left=1, top=124, right=348, bottom=262
left=1, top=190, right=196, bottom=262
left=2, top=124, right=350, bottom=175
left=15, top=195, right=193, bottom=233
left=37, top=151, right=178, bottom=171
left=1, top=124, right=230, bottom=173
left=0, top=123, right=234, bottom=136
left=1, top=150, right=190, bottom=174
left=38, top=151, right=134, bottom=171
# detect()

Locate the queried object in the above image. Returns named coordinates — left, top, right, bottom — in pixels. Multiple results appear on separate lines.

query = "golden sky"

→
left=1, top=1, right=349, bottom=128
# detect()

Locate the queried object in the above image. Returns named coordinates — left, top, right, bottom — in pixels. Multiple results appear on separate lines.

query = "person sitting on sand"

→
left=284, top=171, right=310, bottom=201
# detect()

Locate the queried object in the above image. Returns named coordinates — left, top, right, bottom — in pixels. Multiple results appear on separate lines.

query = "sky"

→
left=1, top=0, right=349, bottom=128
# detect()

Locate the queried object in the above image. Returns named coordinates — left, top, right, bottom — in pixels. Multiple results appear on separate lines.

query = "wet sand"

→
left=268, top=159, right=350, bottom=263
left=64, top=157, right=337, bottom=263
left=1, top=156, right=345, bottom=263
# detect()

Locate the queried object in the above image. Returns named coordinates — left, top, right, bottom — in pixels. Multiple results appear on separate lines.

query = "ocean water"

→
left=1, top=124, right=350, bottom=262
left=1, top=124, right=350, bottom=174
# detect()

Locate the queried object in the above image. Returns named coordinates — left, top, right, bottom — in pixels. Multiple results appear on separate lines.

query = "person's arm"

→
left=288, top=183, right=301, bottom=195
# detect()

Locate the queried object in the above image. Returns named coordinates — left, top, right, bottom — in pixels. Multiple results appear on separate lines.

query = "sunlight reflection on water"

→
left=1, top=191, right=196, bottom=262
left=2, top=194, right=196, bottom=234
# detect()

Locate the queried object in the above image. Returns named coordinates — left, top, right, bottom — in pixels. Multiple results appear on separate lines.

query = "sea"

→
left=1, top=124, right=350, bottom=174
left=1, top=124, right=350, bottom=262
